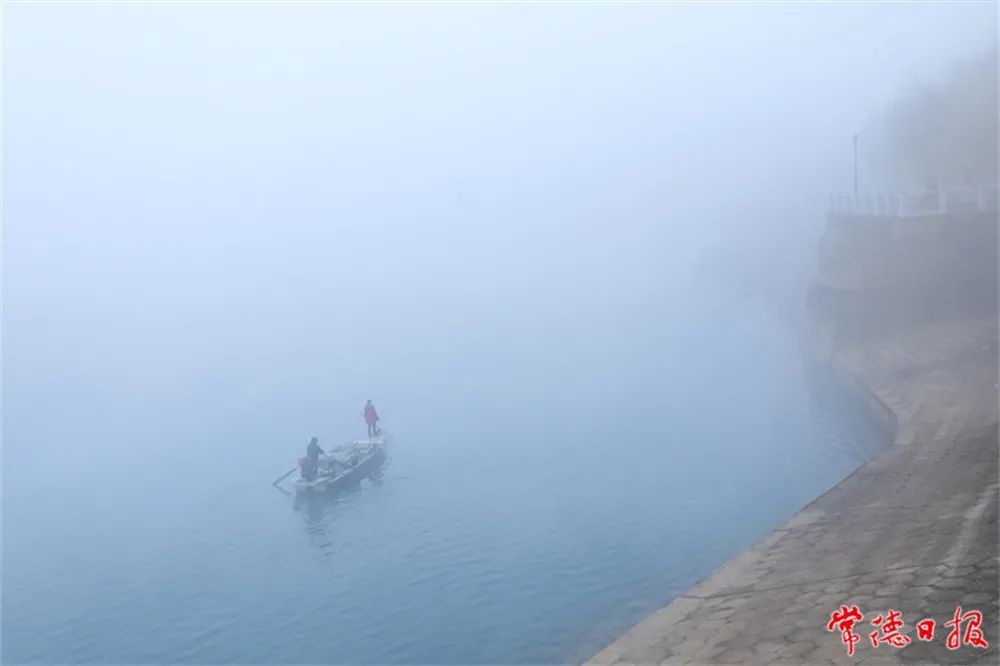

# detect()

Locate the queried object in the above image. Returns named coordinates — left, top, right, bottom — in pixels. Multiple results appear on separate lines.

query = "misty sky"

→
left=3, top=2, right=997, bottom=467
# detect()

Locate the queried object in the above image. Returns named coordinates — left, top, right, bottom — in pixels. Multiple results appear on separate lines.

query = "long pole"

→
left=852, top=133, right=859, bottom=196
left=273, top=466, right=298, bottom=486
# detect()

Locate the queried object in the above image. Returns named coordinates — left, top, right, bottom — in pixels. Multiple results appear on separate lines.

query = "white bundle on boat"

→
left=323, top=441, right=373, bottom=467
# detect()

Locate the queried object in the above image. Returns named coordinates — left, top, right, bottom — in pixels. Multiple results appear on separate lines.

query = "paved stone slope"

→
left=589, top=317, right=999, bottom=665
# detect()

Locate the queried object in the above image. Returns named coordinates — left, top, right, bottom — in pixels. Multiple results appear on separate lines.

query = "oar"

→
left=272, top=466, right=298, bottom=487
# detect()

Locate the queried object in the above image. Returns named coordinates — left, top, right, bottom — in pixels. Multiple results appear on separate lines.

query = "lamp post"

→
left=852, top=133, right=859, bottom=196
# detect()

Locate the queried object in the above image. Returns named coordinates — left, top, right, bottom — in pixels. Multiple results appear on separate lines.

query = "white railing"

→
left=829, top=185, right=999, bottom=218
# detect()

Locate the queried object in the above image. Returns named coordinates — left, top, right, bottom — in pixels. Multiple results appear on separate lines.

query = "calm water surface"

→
left=3, top=297, right=884, bottom=664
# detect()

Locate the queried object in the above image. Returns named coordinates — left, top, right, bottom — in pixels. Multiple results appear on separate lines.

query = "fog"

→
left=6, top=3, right=993, bottom=459
left=867, top=43, right=998, bottom=190
left=2, top=3, right=997, bottom=662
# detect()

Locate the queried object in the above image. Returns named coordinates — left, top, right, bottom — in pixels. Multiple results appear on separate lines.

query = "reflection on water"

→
left=805, top=361, right=895, bottom=465
left=291, top=451, right=392, bottom=556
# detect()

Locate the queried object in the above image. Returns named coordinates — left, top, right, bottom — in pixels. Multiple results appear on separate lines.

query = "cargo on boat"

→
left=291, top=435, right=387, bottom=494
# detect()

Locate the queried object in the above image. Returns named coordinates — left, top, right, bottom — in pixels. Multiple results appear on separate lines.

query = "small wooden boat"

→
left=293, top=434, right=387, bottom=494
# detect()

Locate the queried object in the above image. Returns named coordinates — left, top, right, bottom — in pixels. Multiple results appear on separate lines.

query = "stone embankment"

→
left=589, top=208, right=998, bottom=664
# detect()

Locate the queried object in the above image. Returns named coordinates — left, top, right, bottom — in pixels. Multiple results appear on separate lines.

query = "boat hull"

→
left=294, top=438, right=387, bottom=494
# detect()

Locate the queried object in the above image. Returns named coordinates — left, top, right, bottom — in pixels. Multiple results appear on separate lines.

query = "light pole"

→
left=852, top=133, right=859, bottom=196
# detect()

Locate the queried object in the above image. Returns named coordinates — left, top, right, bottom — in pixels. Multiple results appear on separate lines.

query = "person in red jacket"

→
left=363, top=399, right=380, bottom=438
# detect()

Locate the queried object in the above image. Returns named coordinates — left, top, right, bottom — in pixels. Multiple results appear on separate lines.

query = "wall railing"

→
left=830, top=185, right=999, bottom=218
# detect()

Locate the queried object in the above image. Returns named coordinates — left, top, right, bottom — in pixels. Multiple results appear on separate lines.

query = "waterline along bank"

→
left=589, top=205, right=999, bottom=665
